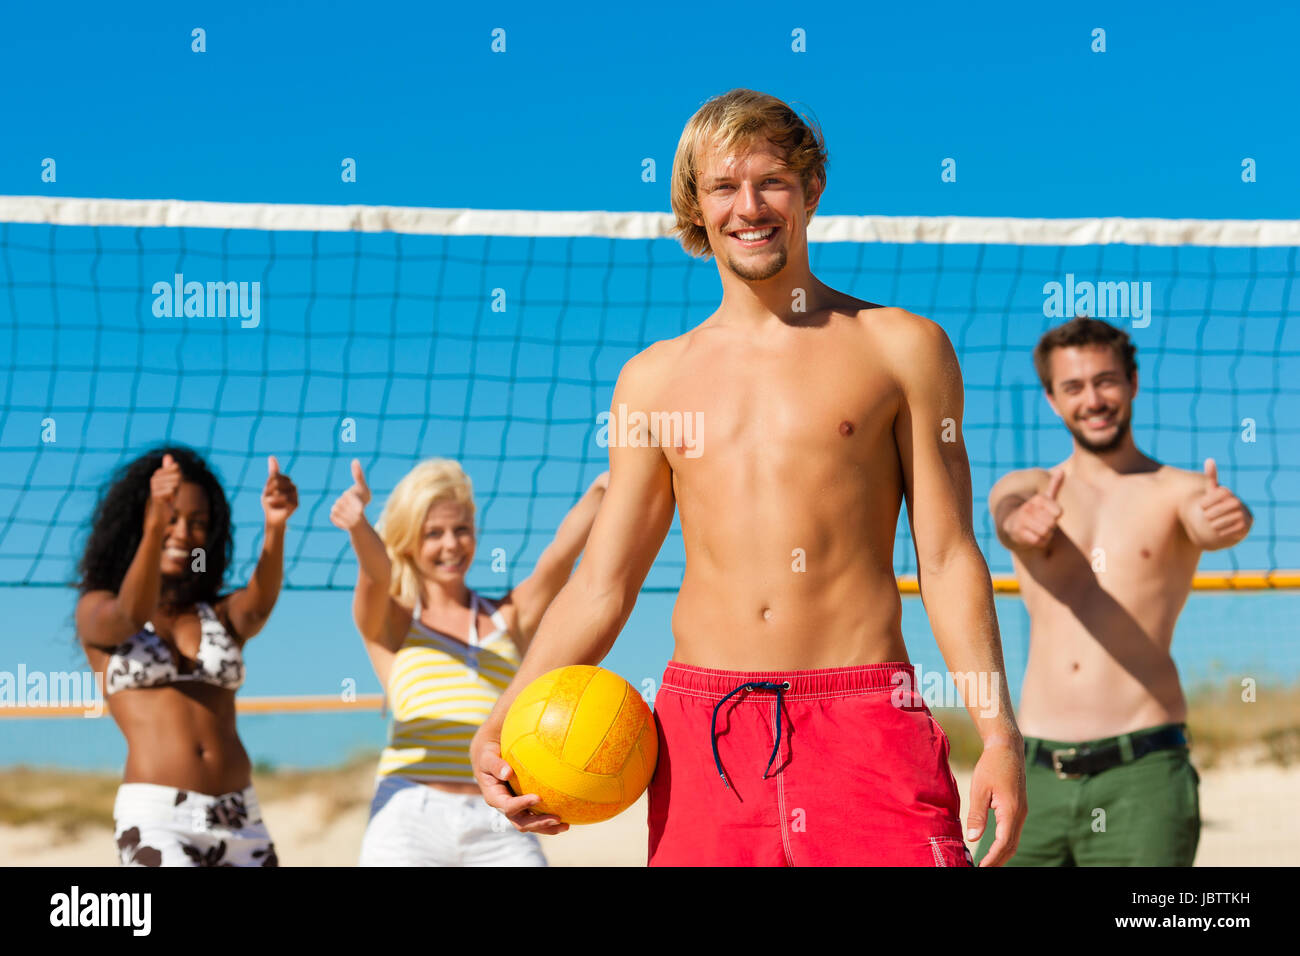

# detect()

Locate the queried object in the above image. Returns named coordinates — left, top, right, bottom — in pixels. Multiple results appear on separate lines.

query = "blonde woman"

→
left=330, top=458, right=607, bottom=866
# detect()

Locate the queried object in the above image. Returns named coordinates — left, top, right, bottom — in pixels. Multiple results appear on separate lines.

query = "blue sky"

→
left=1, top=1, right=1296, bottom=217
left=1, top=1, right=1297, bottom=768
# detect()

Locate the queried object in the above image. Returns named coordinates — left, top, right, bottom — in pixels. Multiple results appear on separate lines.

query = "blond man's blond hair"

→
left=670, top=88, right=829, bottom=260
left=375, top=458, right=476, bottom=606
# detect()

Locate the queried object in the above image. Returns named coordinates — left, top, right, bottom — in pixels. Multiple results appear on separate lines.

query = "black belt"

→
left=1030, top=725, right=1188, bottom=779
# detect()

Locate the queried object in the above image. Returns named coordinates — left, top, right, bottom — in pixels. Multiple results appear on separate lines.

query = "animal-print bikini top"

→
left=103, top=602, right=244, bottom=696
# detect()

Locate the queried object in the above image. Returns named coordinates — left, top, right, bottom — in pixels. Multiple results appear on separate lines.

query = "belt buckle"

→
left=1051, top=747, right=1082, bottom=780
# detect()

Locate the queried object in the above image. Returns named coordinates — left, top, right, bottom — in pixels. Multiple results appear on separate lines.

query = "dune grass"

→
left=1181, top=680, right=1300, bottom=769
left=0, top=768, right=120, bottom=835
left=0, top=752, right=381, bottom=838
left=248, top=752, right=377, bottom=824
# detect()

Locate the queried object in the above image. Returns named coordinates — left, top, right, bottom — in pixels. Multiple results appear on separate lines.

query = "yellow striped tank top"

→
left=378, top=591, right=521, bottom=783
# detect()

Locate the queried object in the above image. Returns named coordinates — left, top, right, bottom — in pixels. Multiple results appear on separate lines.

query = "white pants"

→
left=358, top=775, right=547, bottom=867
left=113, top=783, right=278, bottom=867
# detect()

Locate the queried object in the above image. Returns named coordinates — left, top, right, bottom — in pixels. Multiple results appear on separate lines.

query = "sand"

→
left=2, top=756, right=1295, bottom=866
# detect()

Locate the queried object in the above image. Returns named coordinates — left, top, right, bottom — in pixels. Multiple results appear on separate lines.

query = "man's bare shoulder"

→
left=848, top=306, right=961, bottom=404
left=1152, top=462, right=1211, bottom=499
left=625, top=334, right=692, bottom=370
left=849, top=303, right=941, bottom=331
left=614, top=335, right=689, bottom=397
left=992, top=466, right=1054, bottom=498
left=850, top=305, right=952, bottom=359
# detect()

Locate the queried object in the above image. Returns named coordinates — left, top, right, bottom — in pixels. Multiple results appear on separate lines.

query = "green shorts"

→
left=975, top=723, right=1200, bottom=867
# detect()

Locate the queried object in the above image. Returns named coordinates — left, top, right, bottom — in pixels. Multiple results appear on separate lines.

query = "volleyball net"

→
left=0, top=195, right=1297, bottom=594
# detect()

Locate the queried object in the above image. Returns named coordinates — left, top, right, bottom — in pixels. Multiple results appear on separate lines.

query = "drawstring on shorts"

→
left=710, top=680, right=791, bottom=789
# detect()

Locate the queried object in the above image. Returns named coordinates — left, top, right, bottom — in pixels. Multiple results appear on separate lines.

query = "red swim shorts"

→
left=647, top=661, right=971, bottom=866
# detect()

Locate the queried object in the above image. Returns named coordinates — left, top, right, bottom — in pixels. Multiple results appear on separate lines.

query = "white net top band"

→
left=2, top=194, right=1299, bottom=247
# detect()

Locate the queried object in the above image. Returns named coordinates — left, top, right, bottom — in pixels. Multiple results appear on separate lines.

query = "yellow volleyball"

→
left=500, top=665, right=658, bottom=825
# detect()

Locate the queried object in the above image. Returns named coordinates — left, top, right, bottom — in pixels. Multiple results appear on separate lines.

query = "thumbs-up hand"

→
left=262, top=454, right=299, bottom=528
left=146, top=452, right=183, bottom=529
left=1006, top=468, right=1065, bottom=550
left=329, top=459, right=372, bottom=532
left=1197, top=457, right=1251, bottom=547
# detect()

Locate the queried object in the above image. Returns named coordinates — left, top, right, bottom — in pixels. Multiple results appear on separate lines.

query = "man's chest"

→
left=654, top=345, right=898, bottom=459
left=1051, top=481, right=1189, bottom=569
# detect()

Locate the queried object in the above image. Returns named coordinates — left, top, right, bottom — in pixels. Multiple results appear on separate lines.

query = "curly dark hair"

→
left=76, top=445, right=232, bottom=608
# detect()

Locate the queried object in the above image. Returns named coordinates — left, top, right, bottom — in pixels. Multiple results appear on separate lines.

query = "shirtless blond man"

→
left=978, top=316, right=1252, bottom=866
left=470, top=88, right=1026, bottom=866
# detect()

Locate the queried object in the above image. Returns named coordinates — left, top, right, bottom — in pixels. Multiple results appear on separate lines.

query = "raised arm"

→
left=887, top=312, right=1025, bottom=867
left=470, top=347, right=677, bottom=833
left=76, top=454, right=183, bottom=648
left=222, top=456, right=298, bottom=642
left=504, top=471, right=610, bottom=652
left=329, top=458, right=403, bottom=652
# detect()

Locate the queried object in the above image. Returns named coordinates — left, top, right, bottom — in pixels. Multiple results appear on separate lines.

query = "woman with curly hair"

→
left=330, top=457, right=606, bottom=866
left=76, top=445, right=298, bottom=867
